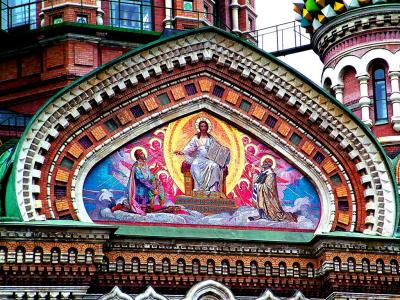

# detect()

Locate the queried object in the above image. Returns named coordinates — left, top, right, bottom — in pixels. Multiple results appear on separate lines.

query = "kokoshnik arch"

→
left=3, top=27, right=398, bottom=238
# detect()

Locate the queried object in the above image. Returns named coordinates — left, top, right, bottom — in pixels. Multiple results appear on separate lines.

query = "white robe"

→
left=183, top=135, right=221, bottom=192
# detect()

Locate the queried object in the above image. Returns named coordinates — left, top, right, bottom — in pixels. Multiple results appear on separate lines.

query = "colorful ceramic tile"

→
left=83, top=113, right=321, bottom=231
left=343, top=0, right=360, bottom=9
left=312, top=18, right=323, bottom=30
left=333, top=2, right=345, bottom=12
left=305, top=0, right=320, bottom=12
left=321, top=4, right=337, bottom=18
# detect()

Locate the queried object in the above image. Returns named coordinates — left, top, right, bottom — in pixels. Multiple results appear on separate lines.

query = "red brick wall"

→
left=153, top=0, right=166, bottom=32
left=0, top=58, right=18, bottom=82
left=43, top=7, right=97, bottom=26
left=21, top=52, right=42, bottom=77
left=342, top=66, right=359, bottom=105
left=0, top=40, right=129, bottom=112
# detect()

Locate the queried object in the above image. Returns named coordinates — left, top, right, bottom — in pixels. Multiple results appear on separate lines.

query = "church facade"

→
left=1, top=1, right=400, bottom=299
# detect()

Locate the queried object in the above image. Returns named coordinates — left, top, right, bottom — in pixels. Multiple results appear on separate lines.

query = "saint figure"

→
left=127, top=149, right=165, bottom=214
left=250, top=157, right=297, bottom=222
left=175, top=119, right=229, bottom=192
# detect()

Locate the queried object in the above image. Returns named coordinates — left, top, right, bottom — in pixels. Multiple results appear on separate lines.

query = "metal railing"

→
left=1, top=1, right=311, bottom=54
left=245, top=21, right=311, bottom=56
left=0, top=0, right=231, bottom=32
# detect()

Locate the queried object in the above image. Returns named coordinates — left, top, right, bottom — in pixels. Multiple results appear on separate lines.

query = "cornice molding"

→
left=312, top=5, right=400, bottom=60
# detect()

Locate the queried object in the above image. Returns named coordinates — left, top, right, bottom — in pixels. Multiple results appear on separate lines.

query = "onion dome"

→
left=293, top=0, right=398, bottom=32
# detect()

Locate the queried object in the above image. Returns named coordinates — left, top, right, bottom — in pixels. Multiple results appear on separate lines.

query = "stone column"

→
left=332, top=84, right=344, bottom=103
left=357, top=74, right=372, bottom=126
left=96, top=0, right=104, bottom=25
left=164, top=0, right=173, bottom=29
left=231, top=0, right=240, bottom=32
left=389, top=71, right=400, bottom=131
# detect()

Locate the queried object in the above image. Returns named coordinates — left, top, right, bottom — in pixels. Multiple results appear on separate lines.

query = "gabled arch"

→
left=73, top=98, right=334, bottom=233
left=5, top=27, right=397, bottom=237
left=98, top=286, right=133, bottom=300
left=361, top=49, right=398, bottom=73
left=183, top=280, right=236, bottom=300
left=135, top=286, right=168, bottom=300
left=322, top=55, right=363, bottom=87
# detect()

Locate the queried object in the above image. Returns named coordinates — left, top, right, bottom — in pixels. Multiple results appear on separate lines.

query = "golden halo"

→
left=130, top=146, right=148, bottom=161
left=260, top=155, right=276, bottom=169
left=245, top=143, right=259, bottom=156
left=164, top=113, right=245, bottom=194
left=195, top=117, right=213, bottom=133
left=157, top=170, right=170, bottom=179
left=149, top=137, right=162, bottom=149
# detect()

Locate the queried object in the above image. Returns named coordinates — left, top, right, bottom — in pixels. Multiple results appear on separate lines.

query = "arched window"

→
left=116, top=257, right=125, bottom=272
left=333, top=257, right=341, bottom=272
left=250, top=261, right=258, bottom=276
left=101, top=257, right=109, bottom=272
left=236, top=261, right=243, bottom=276
left=162, top=258, right=170, bottom=274
left=51, top=248, right=60, bottom=264
left=132, top=257, right=140, bottom=273
left=323, top=77, right=335, bottom=97
left=177, top=259, right=185, bottom=274
left=307, top=263, right=314, bottom=278
left=372, top=66, right=388, bottom=121
left=16, top=247, right=25, bottom=264
left=221, top=260, right=229, bottom=275
left=348, top=258, right=355, bottom=273
left=68, top=248, right=77, bottom=264
left=147, top=258, right=155, bottom=273
left=265, top=262, right=272, bottom=276
left=279, top=262, right=286, bottom=277
left=341, top=66, right=359, bottom=104
left=33, top=247, right=43, bottom=264
left=376, top=259, right=384, bottom=274
left=207, top=259, right=215, bottom=275
left=390, top=260, right=398, bottom=274
left=293, top=263, right=300, bottom=278
left=192, top=259, right=200, bottom=275
left=85, top=249, right=94, bottom=264
left=362, top=258, right=370, bottom=273
left=0, top=247, right=7, bottom=263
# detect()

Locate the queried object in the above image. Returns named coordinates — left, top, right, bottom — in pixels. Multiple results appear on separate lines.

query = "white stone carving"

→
left=98, top=286, right=133, bottom=300
left=256, top=289, right=280, bottom=300
left=257, top=290, right=309, bottom=300
left=183, top=280, right=236, bottom=300
left=288, top=291, right=309, bottom=300
left=135, top=287, right=168, bottom=300
left=13, top=30, right=396, bottom=236
left=0, top=286, right=88, bottom=300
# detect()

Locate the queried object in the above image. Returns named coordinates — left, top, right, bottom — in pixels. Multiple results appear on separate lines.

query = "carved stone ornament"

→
left=288, top=291, right=309, bottom=300
left=98, top=286, right=133, bottom=300
left=257, top=290, right=309, bottom=300
left=183, top=280, right=236, bottom=300
left=135, top=287, right=169, bottom=300
left=256, top=290, right=280, bottom=300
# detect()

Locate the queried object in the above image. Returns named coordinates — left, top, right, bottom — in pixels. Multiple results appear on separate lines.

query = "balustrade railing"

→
left=245, top=21, right=311, bottom=56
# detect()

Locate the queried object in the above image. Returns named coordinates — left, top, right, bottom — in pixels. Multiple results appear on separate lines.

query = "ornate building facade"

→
left=1, top=1, right=400, bottom=300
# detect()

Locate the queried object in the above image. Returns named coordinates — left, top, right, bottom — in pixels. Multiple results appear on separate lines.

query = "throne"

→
left=174, top=161, right=237, bottom=215
left=180, top=161, right=228, bottom=197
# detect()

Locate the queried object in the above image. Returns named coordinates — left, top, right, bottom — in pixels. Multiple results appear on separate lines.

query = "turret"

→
left=295, top=0, right=400, bottom=157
